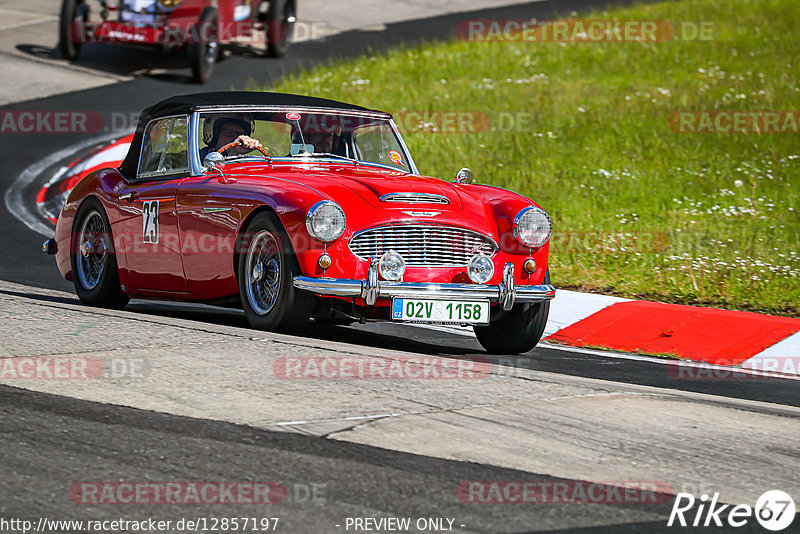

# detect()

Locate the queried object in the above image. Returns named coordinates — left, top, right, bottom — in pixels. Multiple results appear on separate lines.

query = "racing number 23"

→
left=142, top=200, right=159, bottom=244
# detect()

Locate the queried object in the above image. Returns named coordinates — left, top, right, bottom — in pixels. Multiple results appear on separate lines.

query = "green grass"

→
left=260, top=0, right=800, bottom=316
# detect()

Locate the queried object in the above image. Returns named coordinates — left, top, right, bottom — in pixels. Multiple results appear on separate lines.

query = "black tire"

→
left=237, top=211, right=313, bottom=333
left=474, top=269, right=551, bottom=355
left=59, top=0, right=86, bottom=60
left=263, top=0, right=295, bottom=57
left=188, top=7, right=219, bottom=84
left=70, top=198, right=129, bottom=309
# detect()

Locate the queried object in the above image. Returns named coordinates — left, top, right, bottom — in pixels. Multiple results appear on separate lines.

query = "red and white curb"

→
left=545, top=290, right=800, bottom=377
left=34, top=134, right=132, bottom=223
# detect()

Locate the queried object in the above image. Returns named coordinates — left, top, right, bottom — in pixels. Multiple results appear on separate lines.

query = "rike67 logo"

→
left=668, top=490, right=795, bottom=531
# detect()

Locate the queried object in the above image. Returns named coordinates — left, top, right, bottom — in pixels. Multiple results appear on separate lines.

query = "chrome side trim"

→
left=293, top=275, right=555, bottom=304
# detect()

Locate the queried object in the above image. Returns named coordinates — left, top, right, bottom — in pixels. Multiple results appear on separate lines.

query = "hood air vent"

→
left=379, top=193, right=450, bottom=204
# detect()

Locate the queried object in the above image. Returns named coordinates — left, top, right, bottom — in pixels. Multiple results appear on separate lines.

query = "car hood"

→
left=224, top=161, right=534, bottom=240
left=274, top=163, right=466, bottom=210
left=226, top=161, right=477, bottom=209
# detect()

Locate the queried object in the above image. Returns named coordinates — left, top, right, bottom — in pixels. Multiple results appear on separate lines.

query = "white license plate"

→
left=391, top=298, right=490, bottom=325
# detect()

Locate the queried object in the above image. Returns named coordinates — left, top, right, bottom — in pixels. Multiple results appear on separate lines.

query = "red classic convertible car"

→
left=59, top=0, right=296, bottom=82
left=44, top=92, right=555, bottom=353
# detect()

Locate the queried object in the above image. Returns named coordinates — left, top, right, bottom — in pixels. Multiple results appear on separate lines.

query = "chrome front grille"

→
left=348, top=224, right=497, bottom=267
left=379, top=193, right=450, bottom=204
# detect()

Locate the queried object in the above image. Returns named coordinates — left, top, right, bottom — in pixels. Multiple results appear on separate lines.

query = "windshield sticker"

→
left=387, top=150, right=404, bottom=166
left=286, top=113, right=302, bottom=121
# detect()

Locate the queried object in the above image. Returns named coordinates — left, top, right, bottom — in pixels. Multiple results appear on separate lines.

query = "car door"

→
left=117, top=115, right=191, bottom=294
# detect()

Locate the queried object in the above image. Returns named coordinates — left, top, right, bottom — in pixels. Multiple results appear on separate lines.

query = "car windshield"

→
left=197, top=110, right=412, bottom=172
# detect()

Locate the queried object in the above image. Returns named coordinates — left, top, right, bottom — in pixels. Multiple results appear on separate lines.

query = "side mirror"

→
left=203, top=151, right=224, bottom=172
left=454, top=167, right=473, bottom=184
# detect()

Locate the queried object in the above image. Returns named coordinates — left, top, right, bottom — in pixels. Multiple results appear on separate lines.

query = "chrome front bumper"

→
left=293, top=260, right=555, bottom=311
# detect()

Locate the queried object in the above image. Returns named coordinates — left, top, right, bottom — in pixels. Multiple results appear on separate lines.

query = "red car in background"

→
left=44, top=92, right=555, bottom=354
left=59, top=0, right=296, bottom=82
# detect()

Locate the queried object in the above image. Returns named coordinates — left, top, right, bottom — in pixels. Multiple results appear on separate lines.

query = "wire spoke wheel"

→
left=245, top=230, right=282, bottom=315
left=237, top=212, right=313, bottom=333
left=76, top=210, right=107, bottom=290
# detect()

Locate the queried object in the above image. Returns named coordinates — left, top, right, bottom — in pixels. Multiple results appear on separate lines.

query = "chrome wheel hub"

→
left=245, top=231, right=281, bottom=316
left=252, top=261, right=264, bottom=282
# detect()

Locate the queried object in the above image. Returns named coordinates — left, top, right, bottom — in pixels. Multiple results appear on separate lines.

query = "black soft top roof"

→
left=119, top=91, right=378, bottom=179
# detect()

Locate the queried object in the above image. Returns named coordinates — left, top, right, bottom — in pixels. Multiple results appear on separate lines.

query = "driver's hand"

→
left=236, top=135, right=263, bottom=151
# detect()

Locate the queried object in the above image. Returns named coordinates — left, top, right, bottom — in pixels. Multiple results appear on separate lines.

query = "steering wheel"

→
left=216, top=139, right=271, bottom=158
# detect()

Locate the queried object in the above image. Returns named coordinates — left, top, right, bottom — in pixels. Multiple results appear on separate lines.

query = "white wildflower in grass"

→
left=734, top=179, right=744, bottom=187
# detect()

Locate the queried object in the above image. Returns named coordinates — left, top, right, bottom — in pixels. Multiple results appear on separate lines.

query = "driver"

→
left=200, top=117, right=264, bottom=160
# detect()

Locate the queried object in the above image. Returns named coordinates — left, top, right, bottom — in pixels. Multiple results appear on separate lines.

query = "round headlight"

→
left=513, top=206, right=552, bottom=248
left=378, top=250, right=405, bottom=281
left=306, top=201, right=346, bottom=242
left=467, top=253, right=494, bottom=284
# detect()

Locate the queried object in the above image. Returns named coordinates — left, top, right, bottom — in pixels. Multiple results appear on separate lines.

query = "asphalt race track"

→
left=1, top=1, right=798, bottom=533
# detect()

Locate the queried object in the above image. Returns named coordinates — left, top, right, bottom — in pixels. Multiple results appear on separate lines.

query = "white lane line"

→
left=275, top=413, right=397, bottom=426
left=5, top=131, right=126, bottom=237
left=0, top=16, right=58, bottom=32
